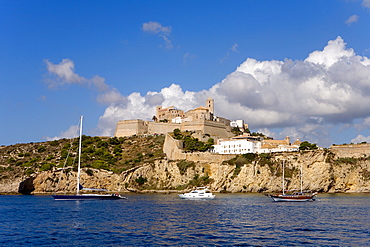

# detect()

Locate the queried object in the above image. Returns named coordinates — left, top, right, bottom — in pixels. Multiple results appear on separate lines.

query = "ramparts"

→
left=115, top=119, right=233, bottom=140
left=330, top=143, right=370, bottom=158
left=163, top=133, right=235, bottom=163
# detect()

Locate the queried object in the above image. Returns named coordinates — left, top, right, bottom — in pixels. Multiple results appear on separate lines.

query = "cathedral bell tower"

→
left=206, top=97, right=214, bottom=115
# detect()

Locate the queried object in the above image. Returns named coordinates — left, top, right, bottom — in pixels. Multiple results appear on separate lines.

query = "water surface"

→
left=0, top=193, right=369, bottom=246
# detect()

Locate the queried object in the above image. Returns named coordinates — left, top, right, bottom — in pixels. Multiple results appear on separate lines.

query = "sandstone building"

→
left=115, top=98, right=235, bottom=140
left=115, top=97, right=299, bottom=154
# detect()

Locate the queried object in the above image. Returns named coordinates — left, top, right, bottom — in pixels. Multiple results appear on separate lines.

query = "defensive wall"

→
left=330, top=143, right=370, bottom=158
left=115, top=119, right=148, bottom=137
left=115, top=119, right=234, bottom=139
left=148, top=122, right=181, bottom=135
left=163, top=134, right=236, bottom=163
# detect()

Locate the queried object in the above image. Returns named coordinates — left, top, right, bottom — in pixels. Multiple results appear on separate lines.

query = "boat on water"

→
left=266, top=160, right=317, bottom=202
left=267, top=191, right=317, bottom=202
left=52, top=116, right=127, bottom=201
left=178, top=187, right=215, bottom=199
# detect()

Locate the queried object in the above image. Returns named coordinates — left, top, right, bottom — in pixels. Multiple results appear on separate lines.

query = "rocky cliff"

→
left=1, top=135, right=370, bottom=194
left=16, top=150, right=370, bottom=194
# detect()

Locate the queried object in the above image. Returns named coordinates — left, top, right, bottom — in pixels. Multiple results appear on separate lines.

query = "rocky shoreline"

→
left=4, top=150, right=368, bottom=195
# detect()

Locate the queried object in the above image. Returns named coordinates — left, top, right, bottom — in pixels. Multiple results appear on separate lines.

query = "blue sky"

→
left=2, top=0, right=370, bottom=147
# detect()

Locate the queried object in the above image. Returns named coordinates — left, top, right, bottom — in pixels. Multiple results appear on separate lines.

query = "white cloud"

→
left=231, top=43, right=239, bottom=52
left=305, top=36, right=355, bottom=67
left=362, top=0, right=370, bottom=8
left=44, top=59, right=84, bottom=87
left=142, top=21, right=171, bottom=34
left=354, top=117, right=370, bottom=130
left=44, top=59, right=125, bottom=105
left=345, top=15, right=359, bottom=25
left=221, top=43, right=239, bottom=63
left=142, top=21, right=173, bottom=49
left=44, top=124, right=79, bottom=141
left=45, top=37, right=370, bottom=147
left=100, top=37, right=370, bottom=145
left=96, top=89, right=127, bottom=105
left=351, top=134, right=370, bottom=144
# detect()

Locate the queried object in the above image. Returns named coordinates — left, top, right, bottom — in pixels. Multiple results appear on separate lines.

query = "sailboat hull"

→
left=267, top=194, right=317, bottom=202
left=53, top=194, right=127, bottom=200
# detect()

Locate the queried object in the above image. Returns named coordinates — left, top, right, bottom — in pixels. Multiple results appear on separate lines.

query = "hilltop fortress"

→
left=115, top=98, right=301, bottom=154
left=115, top=98, right=236, bottom=140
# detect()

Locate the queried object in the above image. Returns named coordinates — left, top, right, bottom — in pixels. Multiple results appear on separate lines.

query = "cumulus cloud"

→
left=45, top=37, right=370, bottom=147
left=105, top=36, right=370, bottom=147
left=44, top=59, right=126, bottom=105
left=351, top=134, right=370, bottom=144
left=44, top=59, right=84, bottom=86
left=95, top=84, right=202, bottom=136
left=142, top=21, right=173, bottom=49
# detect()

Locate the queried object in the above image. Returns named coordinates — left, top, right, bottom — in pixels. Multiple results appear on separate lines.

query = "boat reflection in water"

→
left=178, top=187, right=215, bottom=199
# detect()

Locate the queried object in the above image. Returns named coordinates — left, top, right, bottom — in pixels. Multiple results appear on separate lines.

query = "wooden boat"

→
left=266, top=160, right=317, bottom=202
left=267, top=191, right=317, bottom=202
left=52, top=116, right=127, bottom=200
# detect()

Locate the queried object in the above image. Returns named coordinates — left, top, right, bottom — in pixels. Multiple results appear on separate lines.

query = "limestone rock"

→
left=15, top=150, right=370, bottom=194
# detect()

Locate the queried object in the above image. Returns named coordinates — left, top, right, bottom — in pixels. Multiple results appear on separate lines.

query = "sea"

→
left=0, top=193, right=369, bottom=246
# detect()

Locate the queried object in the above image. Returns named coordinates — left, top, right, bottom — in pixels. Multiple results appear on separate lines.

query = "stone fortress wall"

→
left=163, top=133, right=235, bottom=162
left=330, top=143, right=370, bottom=158
left=114, top=98, right=370, bottom=158
left=115, top=119, right=234, bottom=140
left=115, top=98, right=234, bottom=140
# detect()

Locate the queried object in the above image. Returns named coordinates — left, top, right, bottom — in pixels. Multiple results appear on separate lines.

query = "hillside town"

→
left=115, top=98, right=301, bottom=154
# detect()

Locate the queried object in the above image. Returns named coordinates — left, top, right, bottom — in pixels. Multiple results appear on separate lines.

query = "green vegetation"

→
left=135, top=175, right=148, bottom=185
left=176, top=160, right=196, bottom=175
left=40, top=163, right=54, bottom=171
left=224, top=153, right=258, bottom=166
left=334, top=157, right=358, bottom=166
left=299, top=141, right=318, bottom=150
left=171, top=129, right=214, bottom=152
left=223, top=153, right=279, bottom=177
left=231, top=127, right=243, bottom=136
left=0, top=134, right=166, bottom=177
left=37, top=145, right=46, bottom=153
left=187, top=174, right=214, bottom=187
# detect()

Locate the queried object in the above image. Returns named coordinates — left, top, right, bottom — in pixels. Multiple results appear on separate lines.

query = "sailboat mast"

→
left=282, top=160, right=285, bottom=195
left=76, top=115, right=83, bottom=195
left=300, top=163, right=303, bottom=193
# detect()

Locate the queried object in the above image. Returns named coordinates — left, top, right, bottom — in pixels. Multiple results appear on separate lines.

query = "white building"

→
left=212, top=139, right=261, bottom=154
left=171, top=117, right=183, bottom=123
left=212, top=135, right=299, bottom=154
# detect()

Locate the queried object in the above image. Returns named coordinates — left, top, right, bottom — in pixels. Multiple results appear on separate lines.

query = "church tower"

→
left=206, top=97, right=214, bottom=115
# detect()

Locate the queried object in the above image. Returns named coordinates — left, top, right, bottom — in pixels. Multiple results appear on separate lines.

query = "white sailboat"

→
left=53, top=116, right=126, bottom=200
left=266, top=160, right=317, bottom=202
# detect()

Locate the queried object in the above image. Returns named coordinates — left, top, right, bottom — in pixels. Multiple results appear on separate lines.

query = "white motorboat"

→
left=178, top=187, right=215, bottom=199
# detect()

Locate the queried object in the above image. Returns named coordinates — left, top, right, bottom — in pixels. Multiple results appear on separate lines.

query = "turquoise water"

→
left=0, top=193, right=369, bottom=246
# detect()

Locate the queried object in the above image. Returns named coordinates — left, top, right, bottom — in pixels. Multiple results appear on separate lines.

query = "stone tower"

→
left=206, top=97, right=214, bottom=115
left=155, top=106, right=162, bottom=120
